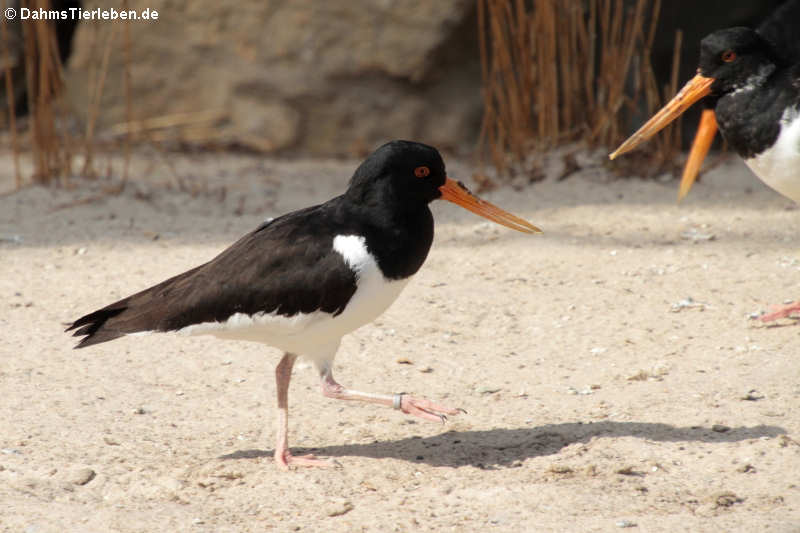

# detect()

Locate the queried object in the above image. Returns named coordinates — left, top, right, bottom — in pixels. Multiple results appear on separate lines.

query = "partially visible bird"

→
left=67, top=140, right=540, bottom=469
left=609, top=0, right=800, bottom=321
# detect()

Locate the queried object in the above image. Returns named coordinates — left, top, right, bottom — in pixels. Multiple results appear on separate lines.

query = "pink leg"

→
left=273, top=353, right=335, bottom=469
left=320, top=368, right=463, bottom=423
left=760, top=301, right=800, bottom=322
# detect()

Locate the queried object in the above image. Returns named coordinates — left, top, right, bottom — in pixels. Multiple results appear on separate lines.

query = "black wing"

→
left=67, top=200, right=358, bottom=348
left=758, top=0, right=800, bottom=65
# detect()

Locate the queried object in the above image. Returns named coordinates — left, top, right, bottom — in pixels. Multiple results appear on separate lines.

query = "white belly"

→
left=744, top=109, right=800, bottom=204
left=177, top=235, right=409, bottom=362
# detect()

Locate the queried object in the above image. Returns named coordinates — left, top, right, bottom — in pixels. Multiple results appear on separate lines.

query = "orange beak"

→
left=677, top=108, right=718, bottom=202
left=438, top=177, right=542, bottom=234
left=609, top=73, right=715, bottom=160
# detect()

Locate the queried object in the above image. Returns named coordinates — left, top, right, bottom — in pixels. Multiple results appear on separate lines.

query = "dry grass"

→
left=20, top=0, right=72, bottom=185
left=1, top=0, right=137, bottom=190
left=478, top=0, right=683, bottom=180
left=1, top=10, right=227, bottom=192
left=1, top=9, right=22, bottom=188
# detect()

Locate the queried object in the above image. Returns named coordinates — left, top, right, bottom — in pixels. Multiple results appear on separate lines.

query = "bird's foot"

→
left=397, top=394, right=464, bottom=423
left=759, top=301, right=800, bottom=322
left=274, top=449, right=339, bottom=470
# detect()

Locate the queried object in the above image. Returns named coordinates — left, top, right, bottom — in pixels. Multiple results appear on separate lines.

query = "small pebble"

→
left=680, top=229, right=715, bottom=242
left=69, top=468, right=96, bottom=486
left=709, top=491, right=743, bottom=507
left=740, top=390, right=764, bottom=401
left=670, top=296, right=707, bottom=312
left=627, top=370, right=649, bottom=381
left=326, top=499, right=354, bottom=517
left=616, top=520, right=637, bottom=528
left=712, top=424, right=730, bottom=433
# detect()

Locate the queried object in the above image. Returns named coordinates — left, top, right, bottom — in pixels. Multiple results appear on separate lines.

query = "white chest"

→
left=744, top=109, right=800, bottom=204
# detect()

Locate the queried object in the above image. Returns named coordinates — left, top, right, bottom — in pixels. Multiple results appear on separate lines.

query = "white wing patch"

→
left=333, top=235, right=372, bottom=275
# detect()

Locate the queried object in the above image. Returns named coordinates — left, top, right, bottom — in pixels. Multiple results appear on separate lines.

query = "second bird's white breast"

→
left=744, top=107, right=800, bottom=204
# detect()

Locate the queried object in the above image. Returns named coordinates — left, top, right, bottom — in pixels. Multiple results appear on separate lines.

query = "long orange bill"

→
left=678, top=108, right=718, bottom=202
left=608, top=73, right=715, bottom=160
left=438, top=177, right=542, bottom=234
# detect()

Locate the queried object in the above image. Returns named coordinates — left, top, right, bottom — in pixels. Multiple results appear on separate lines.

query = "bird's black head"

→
left=345, top=139, right=540, bottom=233
left=699, top=27, right=780, bottom=95
left=346, top=140, right=447, bottom=207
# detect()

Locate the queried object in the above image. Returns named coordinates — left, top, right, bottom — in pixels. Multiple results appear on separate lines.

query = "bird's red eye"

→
left=414, top=166, right=430, bottom=178
left=722, top=50, right=736, bottom=62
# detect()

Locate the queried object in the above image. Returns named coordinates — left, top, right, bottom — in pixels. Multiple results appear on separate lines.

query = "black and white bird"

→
left=67, top=140, right=540, bottom=469
left=609, top=0, right=800, bottom=321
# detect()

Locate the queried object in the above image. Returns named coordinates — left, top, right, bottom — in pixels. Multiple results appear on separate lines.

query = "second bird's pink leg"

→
left=760, top=301, right=800, bottom=322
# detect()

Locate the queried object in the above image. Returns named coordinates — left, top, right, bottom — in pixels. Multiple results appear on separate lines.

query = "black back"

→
left=758, top=0, right=800, bottom=65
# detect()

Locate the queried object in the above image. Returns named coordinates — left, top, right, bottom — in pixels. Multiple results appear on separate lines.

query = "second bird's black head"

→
left=698, top=27, right=781, bottom=95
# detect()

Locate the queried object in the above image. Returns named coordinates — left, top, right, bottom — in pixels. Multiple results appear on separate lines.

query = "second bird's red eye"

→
left=414, top=166, right=430, bottom=178
left=722, top=50, right=736, bottom=62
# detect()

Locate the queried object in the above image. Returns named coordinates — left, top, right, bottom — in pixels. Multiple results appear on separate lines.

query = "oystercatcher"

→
left=609, top=1, right=800, bottom=321
left=67, top=140, right=540, bottom=468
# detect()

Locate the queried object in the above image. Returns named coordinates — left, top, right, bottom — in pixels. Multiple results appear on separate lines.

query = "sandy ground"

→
left=1, top=148, right=799, bottom=532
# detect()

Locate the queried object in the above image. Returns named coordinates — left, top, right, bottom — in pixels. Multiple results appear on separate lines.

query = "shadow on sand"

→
left=219, top=420, right=786, bottom=469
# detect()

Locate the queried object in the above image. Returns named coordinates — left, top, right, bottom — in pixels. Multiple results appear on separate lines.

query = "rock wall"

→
left=64, top=0, right=481, bottom=155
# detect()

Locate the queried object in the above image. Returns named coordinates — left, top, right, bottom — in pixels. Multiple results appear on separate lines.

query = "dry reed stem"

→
left=0, top=12, right=21, bottom=188
left=83, top=24, right=118, bottom=177
left=122, top=0, right=132, bottom=186
left=21, top=0, right=67, bottom=184
left=108, top=109, right=227, bottom=136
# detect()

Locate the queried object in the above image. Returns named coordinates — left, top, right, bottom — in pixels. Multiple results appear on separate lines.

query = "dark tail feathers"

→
left=66, top=307, right=128, bottom=348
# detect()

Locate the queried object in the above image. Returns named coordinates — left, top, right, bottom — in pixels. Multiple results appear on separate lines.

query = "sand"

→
left=1, top=149, right=799, bottom=532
